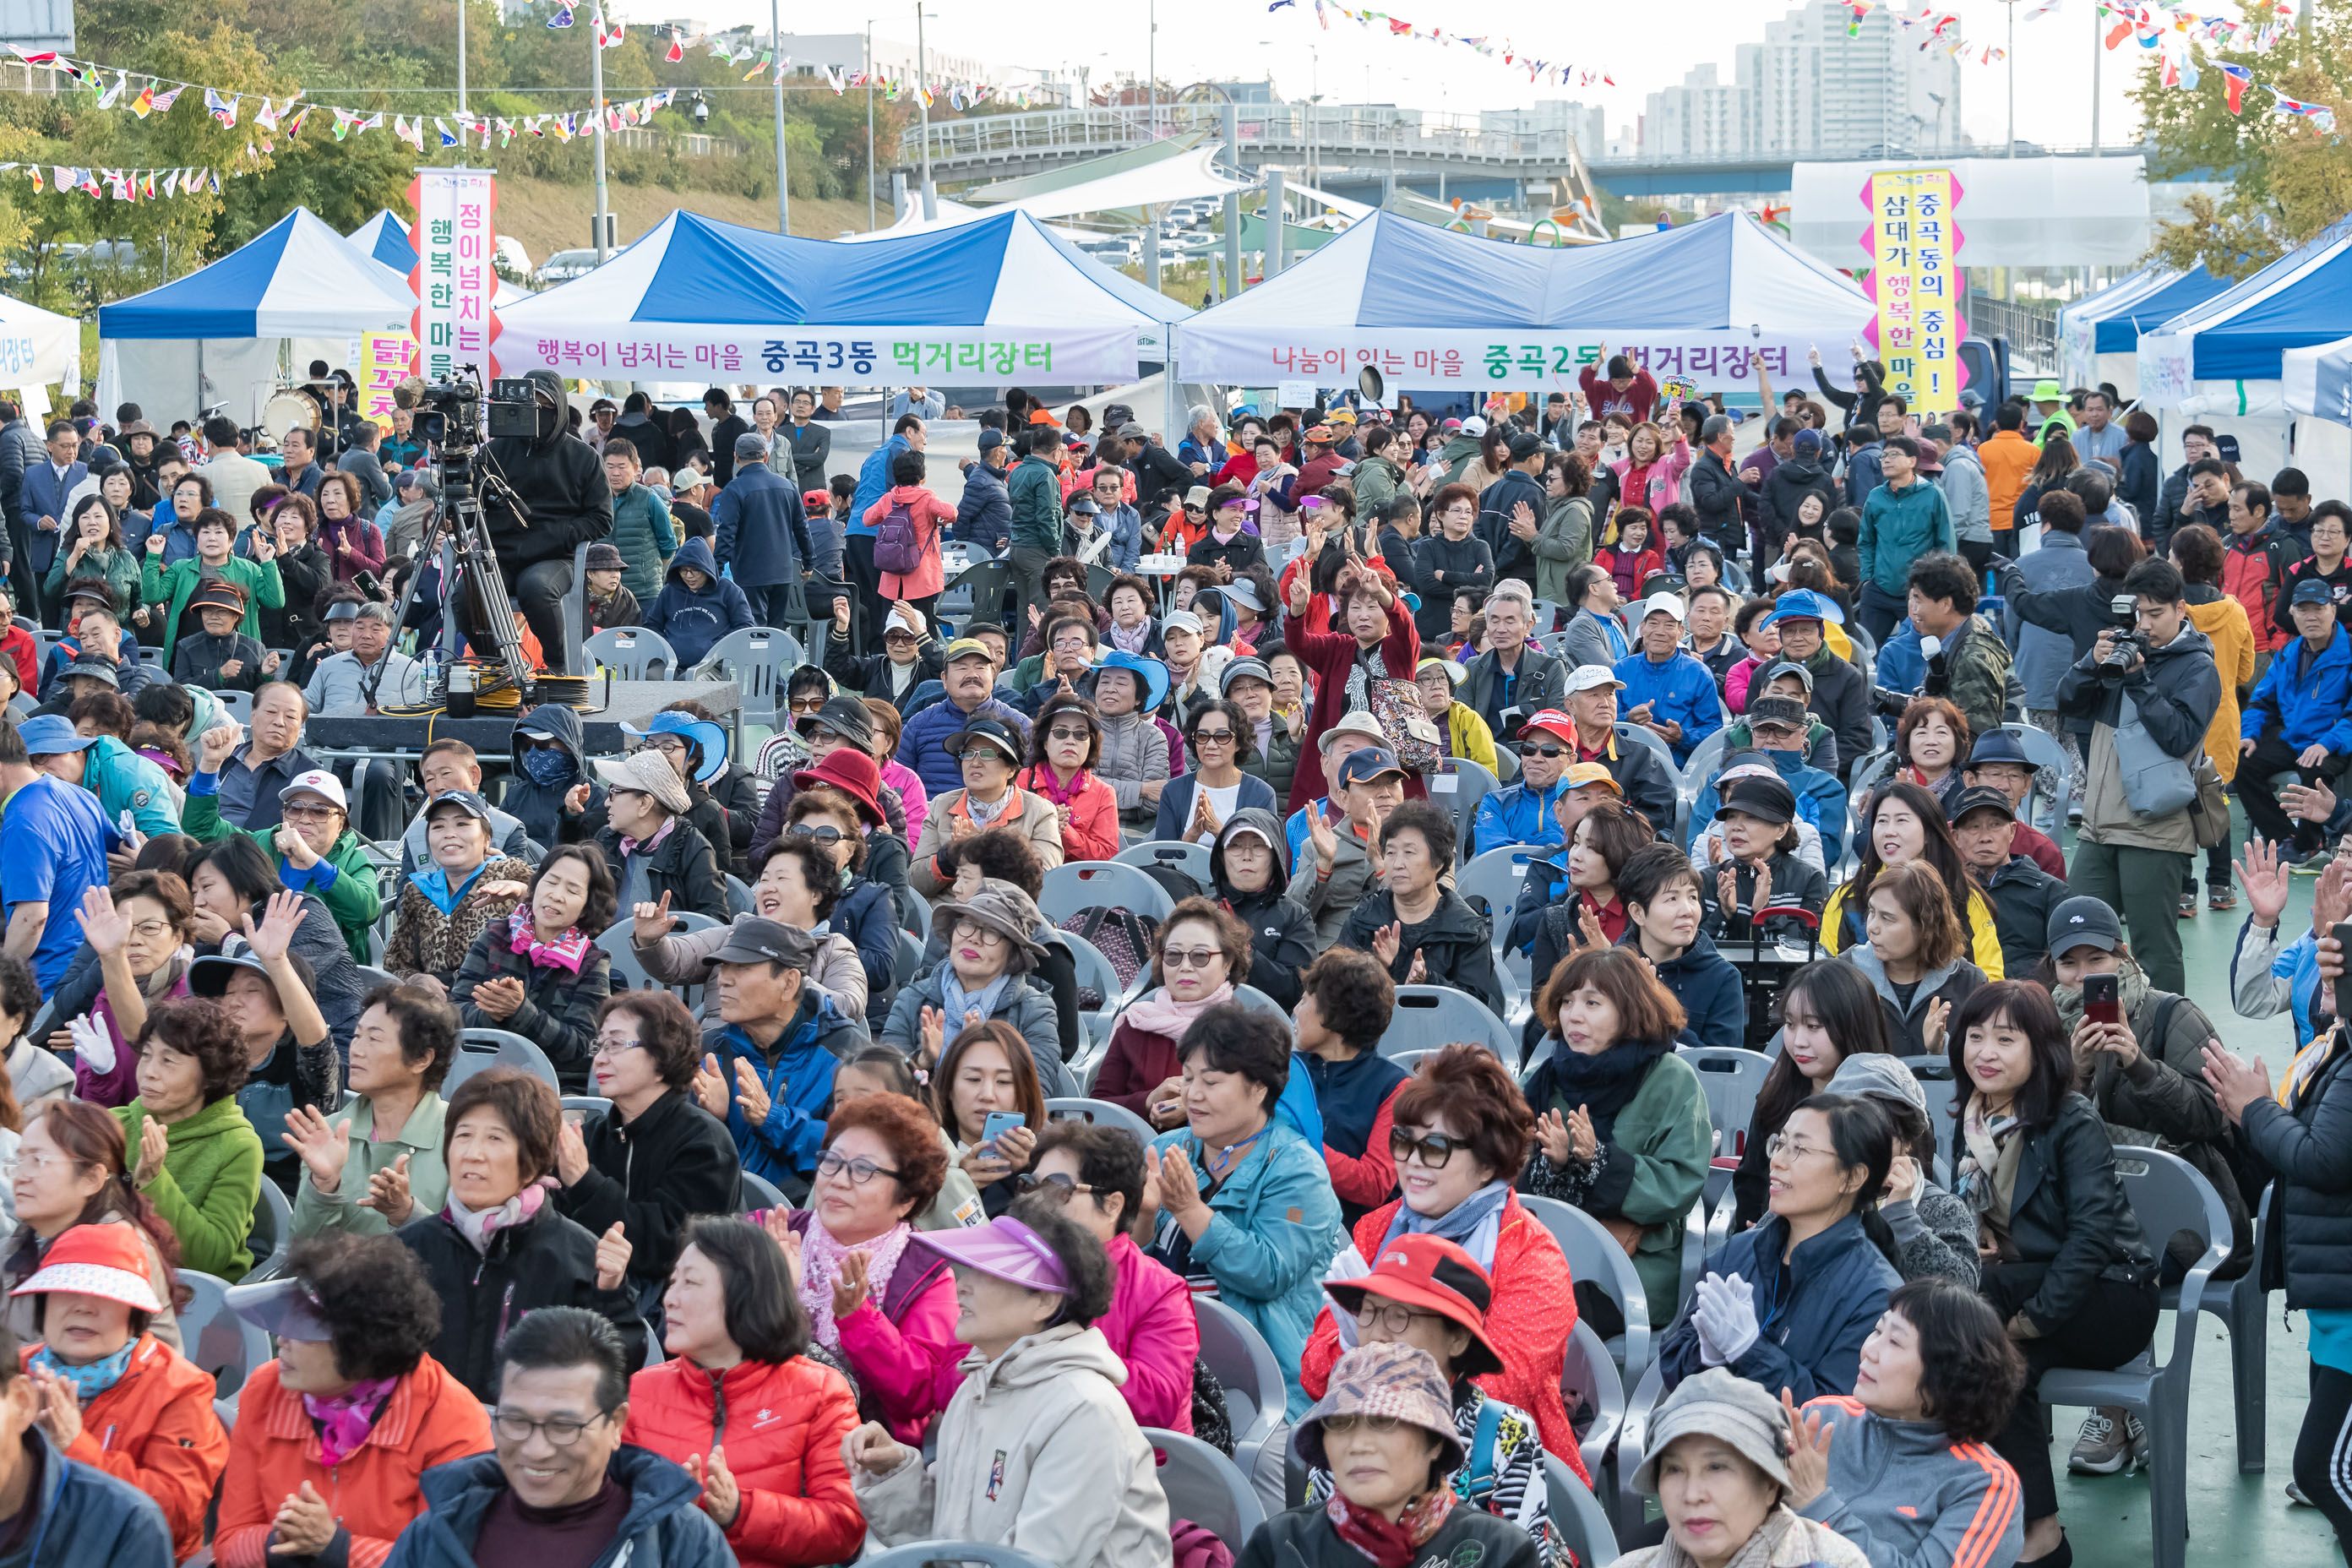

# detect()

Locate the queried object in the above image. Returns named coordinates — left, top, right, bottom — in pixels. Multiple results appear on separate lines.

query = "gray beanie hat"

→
left=1825, top=1051, right=1927, bottom=1114
left=1631, top=1367, right=1793, bottom=1494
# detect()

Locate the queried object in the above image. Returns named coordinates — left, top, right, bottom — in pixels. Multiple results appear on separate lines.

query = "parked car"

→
left=536, top=248, right=604, bottom=286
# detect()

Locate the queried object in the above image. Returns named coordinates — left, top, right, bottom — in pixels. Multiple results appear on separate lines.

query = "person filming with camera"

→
left=2054, top=558, right=2221, bottom=994
left=476, top=368, right=613, bottom=676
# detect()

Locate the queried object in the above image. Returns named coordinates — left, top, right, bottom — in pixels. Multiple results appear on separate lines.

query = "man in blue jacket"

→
left=2240, top=576, right=2352, bottom=861
left=1614, top=591, right=1724, bottom=766
left=383, top=1309, right=732, bottom=1568
left=896, top=637, right=1032, bottom=795
left=1471, top=707, right=1576, bottom=858
left=712, top=432, right=835, bottom=629
left=691, top=918, right=863, bottom=1188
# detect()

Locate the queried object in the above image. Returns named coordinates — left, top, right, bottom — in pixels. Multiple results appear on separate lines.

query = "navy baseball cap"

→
left=1337, top=747, right=1407, bottom=787
left=2292, top=578, right=2337, bottom=607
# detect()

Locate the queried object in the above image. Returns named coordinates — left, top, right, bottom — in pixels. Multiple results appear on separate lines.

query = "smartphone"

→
left=2333, top=924, right=2352, bottom=1029
left=2083, top=972, right=2120, bottom=1026
left=978, top=1110, right=1025, bottom=1152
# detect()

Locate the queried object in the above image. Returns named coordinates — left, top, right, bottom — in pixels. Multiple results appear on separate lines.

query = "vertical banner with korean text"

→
left=406, top=168, right=502, bottom=384
left=359, top=333, right=415, bottom=428
left=1861, top=169, right=1967, bottom=416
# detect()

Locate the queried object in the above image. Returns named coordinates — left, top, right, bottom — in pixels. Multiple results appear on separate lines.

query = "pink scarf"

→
left=1018, top=765, right=1092, bottom=809
left=617, top=819, right=675, bottom=858
left=304, top=1376, right=398, bottom=1467
left=798, top=1213, right=915, bottom=1350
left=509, top=910, right=593, bottom=974
left=1120, top=981, right=1234, bottom=1039
left=444, top=1177, right=556, bottom=1254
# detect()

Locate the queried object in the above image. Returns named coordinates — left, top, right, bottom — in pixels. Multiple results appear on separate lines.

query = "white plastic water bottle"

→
left=423, top=646, right=444, bottom=697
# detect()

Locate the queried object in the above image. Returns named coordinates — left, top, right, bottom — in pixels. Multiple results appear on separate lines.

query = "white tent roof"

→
left=346, top=209, right=528, bottom=307
left=0, top=291, right=82, bottom=390
left=847, top=194, right=1089, bottom=243
left=973, top=143, right=1254, bottom=222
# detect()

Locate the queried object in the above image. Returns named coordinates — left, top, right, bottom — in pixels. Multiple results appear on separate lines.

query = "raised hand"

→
left=631, top=891, right=675, bottom=948
left=2202, top=1041, right=2273, bottom=1125
left=198, top=722, right=244, bottom=773
left=2236, top=838, right=2290, bottom=928
left=1371, top=921, right=1403, bottom=969
left=683, top=1446, right=741, bottom=1528
left=2315, top=858, right=2352, bottom=937
left=1536, top=1108, right=1574, bottom=1163
left=25, top=1364, right=80, bottom=1450
left=275, top=822, right=321, bottom=871
left=267, top=1483, right=336, bottom=1557
left=281, top=1105, right=350, bottom=1195
left=242, top=891, right=308, bottom=966
left=363, top=1153, right=414, bottom=1223
left=1782, top=1387, right=1835, bottom=1508
left=918, top=1005, right=947, bottom=1070
left=692, top=1054, right=730, bottom=1119
left=77, top=885, right=129, bottom=956
left=1922, top=996, right=1952, bottom=1056
left=1567, top=1104, right=1598, bottom=1163
left=593, top=1222, right=631, bottom=1291
left=732, top=1059, right=773, bottom=1128
left=556, top=1115, right=591, bottom=1186
left=1306, top=806, right=1340, bottom=870
left=134, top=1117, right=169, bottom=1187
left=1405, top=949, right=1428, bottom=984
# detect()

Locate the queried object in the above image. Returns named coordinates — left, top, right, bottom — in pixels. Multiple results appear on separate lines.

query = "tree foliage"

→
left=2136, top=0, right=2352, bottom=278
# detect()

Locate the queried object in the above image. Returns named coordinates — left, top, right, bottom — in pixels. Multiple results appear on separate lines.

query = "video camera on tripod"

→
left=402, top=368, right=539, bottom=450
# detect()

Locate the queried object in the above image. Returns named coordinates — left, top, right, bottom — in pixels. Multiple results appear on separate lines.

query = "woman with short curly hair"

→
left=114, top=994, right=264, bottom=1279
left=214, top=1234, right=493, bottom=1568
left=449, top=844, right=617, bottom=1093
left=1298, top=1044, right=1587, bottom=1478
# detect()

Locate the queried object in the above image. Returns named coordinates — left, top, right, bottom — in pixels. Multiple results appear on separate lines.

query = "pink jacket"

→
left=863, top=485, right=956, bottom=599
left=1099, top=1233, right=1198, bottom=1434
left=1610, top=434, right=1693, bottom=514
left=884, top=757, right=930, bottom=841
left=74, top=970, right=193, bottom=1107
left=836, top=1265, right=966, bottom=1445
left=1724, top=655, right=1767, bottom=715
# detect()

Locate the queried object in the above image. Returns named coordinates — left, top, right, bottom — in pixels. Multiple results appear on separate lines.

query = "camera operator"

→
left=2055, top=557, right=2222, bottom=994
left=479, top=368, right=613, bottom=674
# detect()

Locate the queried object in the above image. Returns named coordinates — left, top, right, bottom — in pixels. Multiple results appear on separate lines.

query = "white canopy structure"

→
left=0, top=291, right=82, bottom=394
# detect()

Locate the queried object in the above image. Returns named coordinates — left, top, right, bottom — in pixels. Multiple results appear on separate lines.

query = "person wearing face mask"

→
left=503, top=704, right=604, bottom=852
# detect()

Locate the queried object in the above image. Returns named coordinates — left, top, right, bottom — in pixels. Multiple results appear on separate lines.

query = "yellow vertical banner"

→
left=1866, top=168, right=1963, bottom=416
left=359, top=332, right=415, bottom=429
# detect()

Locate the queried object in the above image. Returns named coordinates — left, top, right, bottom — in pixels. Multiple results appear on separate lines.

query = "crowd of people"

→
left=0, top=365, right=2333, bottom=1568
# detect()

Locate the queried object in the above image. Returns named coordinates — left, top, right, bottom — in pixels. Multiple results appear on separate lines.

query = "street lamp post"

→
left=772, top=0, right=791, bottom=235
left=866, top=22, right=877, bottom=229
left=591, top=13, right=610, bottom=259
left=2005, top=0, right=2017, bottom=156
left=917, top=4, right=936, bottom=219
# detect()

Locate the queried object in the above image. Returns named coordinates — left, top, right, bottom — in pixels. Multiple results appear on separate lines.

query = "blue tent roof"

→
left=2093, top=265, right=2228, bottom=352
left=98, top=208, right=412, bottom=340
left=351, top=210, right=413, bottom=275
left=2151, top=226, right=2352, bottom=382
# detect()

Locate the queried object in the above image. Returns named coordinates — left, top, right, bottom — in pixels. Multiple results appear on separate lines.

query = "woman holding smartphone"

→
left=930, top=1019, right=1048, bottom=1221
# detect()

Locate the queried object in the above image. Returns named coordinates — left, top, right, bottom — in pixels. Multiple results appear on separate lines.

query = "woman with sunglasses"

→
left=1156, top=697, right=1277, bottom=847
left=1096, top=899, right=1250, bottom=1128
left=1017, top=692, right=1120, bottom=864
left=1301, top=1045, right=1585, bottom=1474
left=763, top=1093, right=964, bottom=1445
left=1026, top=1124, right=1199, bottom=1435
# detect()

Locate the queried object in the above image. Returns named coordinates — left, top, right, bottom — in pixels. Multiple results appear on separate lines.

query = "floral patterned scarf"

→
left=304, top=1376, right=397, bottom=1467
left=1325, top=1484, right=1456, bottom=1568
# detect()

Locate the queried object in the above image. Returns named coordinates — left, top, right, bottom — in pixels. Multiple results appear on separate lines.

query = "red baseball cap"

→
left=1323, top=1233, right=1503, bottom=1378
left=1520, top=708, right=1580, bottom=748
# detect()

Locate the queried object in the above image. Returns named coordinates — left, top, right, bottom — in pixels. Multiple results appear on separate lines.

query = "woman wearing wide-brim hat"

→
left=879, top=881, right=1072, bottom=1097
left=1238, top=1341, right=1541, bottom=1568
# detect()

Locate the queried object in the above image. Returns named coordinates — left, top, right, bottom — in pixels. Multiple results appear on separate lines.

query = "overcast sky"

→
left=681, top=0, right=2166, bottom=150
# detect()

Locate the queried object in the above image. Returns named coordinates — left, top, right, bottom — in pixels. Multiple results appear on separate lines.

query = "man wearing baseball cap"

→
left=2239, top=574, right=2352, bottom=868
left=1761, top=588, right=1871, bottom=783
left=1477, top=432, right=1550, bottom=586
left=1281, top=709, right=1385, bottom=872
left=692, top=917, right=865, bottom=1185
left=1558, top=664, right=1676, bottom=833
left=1473, top=707, right=1580, bottom=857
left=1293, top=740, right=1410, bottom=951
left=1613, top=591, right=1723, bottom=767
left=1961, top=728, right=2067, bottom=878
left=895, top=634, right=1032, bottom=797
left=0, top=715, right=123, bottom=988
left=1951, top=783, right=2068, bottom=977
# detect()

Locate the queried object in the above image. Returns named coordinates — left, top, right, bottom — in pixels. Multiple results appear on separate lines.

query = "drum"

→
left=260, top=389, right=320, bottom=444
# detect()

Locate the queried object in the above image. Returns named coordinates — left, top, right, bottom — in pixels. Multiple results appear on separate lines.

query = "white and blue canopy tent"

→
left=346, top=209, right=528, bottom=307
left=2057, top=263, right=2229, bottom=395
left=2284, top=333, right=2352, bottom=496
left=0, top=291, right=83, bottom=395
left=96, top=207, right=412, bottom=427
left=493, top=208, right=1190, bottom=386
left=1175, top=210, right=1875, bottom=409
left=2136, top=225, right=2352, bottom=477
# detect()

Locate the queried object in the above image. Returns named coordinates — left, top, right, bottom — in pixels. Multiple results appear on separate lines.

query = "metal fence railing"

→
left=1967, top=293, right=2060, bottom=371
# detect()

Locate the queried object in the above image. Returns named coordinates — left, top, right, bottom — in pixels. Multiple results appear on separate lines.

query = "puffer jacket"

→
left=644, top=535, right=755, bottom=667
left=1532, top=493, right=1594, bottom=604
left=480, top=368, right=612, bottom=569
left=27, top=1334, right=225, bottom=1561
left=1659, top=1211, right=1901, bottom=1400
left=623, top=1354, right=865, bottom=1568
left=215, top=1354, right=490, bottom=1568
left=1007, top=453, right=1067, bottom=554
left=0, top=1428, right=175, bottom=1568
left=1097, top=1232, right=1198, bottom=1434
left=853, top=1324, right=1173, bottom=1568
left=2186, top=585, right=2257, bottom=781
left=1758, top=455, right=1837, bottom=560
left=2223, top=514, right=2306, bottom=655
left=607, top=480, right=677, bottom=603
left=896, top=693, right=1032, bottom=796
left=1098, top=708, right=1174, bottom=825
left=381, top=1446, right=732, bottom=1568
left=393, top=1200, right=642, bottom=1401
left=2240, top=1032, right=2352, bottom=1307
left=955, top=458, right=1012, bottom=547
left=500, top=702, right=603, bottom=847
left=2003, top=528, right=2097, bottom=710
left=380, top=856, right=534, bottom=989
left=448, top=915, right=613, bottom=1092
left=2244, top=623, right=2352, bottom=754
left=1211, top=806, right=1318, bottom=1010
left=1337, top=886, right=1500, bottom=1013
left=1239, top=1503, right=1542, bottom=1568
left=1857, top=476, right=1957, bottom=598
left=879, top=962, right=1074, bottom=1097
left=2057, top=619, right=2222, bottom=855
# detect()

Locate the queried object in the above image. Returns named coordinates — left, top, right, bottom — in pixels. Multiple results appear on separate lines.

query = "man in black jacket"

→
left=0, top=398, right=30, bottom=619
left=1685, top=413, right=1753, bottom=558
left=482, top=368, right=615, bottom=673
left=1952, top=784, right=2069, bottom=977
left=2151, top=422, right=2216, bottom=551
left=1120, top=420, right=1193, bottom=514
left=1475, top=431, right=1549, bottom=586
left=702, top=389, right=750, bottom=487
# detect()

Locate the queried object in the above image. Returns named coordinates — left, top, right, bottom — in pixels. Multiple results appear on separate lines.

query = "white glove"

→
left=66, top=1012, right=114, bottom=1075
left=1693, top=1271, right=1762, bottom=1365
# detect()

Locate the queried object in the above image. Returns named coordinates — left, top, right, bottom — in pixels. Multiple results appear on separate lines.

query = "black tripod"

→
left=364, top=438, right=538, bottom=710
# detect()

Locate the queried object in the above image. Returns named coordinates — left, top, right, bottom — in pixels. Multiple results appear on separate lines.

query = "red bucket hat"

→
left=1322, top=1233, right=1504, bottom=1379
left=792, top=746, right=886, bottom=829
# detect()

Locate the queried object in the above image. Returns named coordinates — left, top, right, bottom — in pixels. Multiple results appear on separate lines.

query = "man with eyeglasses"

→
left=1292, top=744, right=1411, bottom=953
left=386, top=1307, right=731, bottom=1568
left=688, top=917, right=865, bottom=1193
left=1014, top=611, right=1103, bottom=717
left=1459, top=583, right=1565, bottom=746
left=1472, top=708, right=1580, bottom=859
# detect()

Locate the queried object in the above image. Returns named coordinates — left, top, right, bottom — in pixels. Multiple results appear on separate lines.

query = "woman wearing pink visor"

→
left=845, top=1206, right=1174, bottom=1568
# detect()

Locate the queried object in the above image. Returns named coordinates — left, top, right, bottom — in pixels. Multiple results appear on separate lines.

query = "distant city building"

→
left=1481, top=101, right=1606, bottom=150
left=0, top=0, right=73, bottom=57
left=766, top=32, right=1067, bottom=101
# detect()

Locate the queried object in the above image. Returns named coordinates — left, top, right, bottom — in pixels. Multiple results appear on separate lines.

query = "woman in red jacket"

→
left=1280, top=561, right=1422, bottom=813
left=626, top=1216, right=866, bottom=1568
left=216, top=1235, right=493, bottom=1568
left=1298, top=1046, right=1586, bottom=1478
left=1016, top=693, right=1119, bottom=863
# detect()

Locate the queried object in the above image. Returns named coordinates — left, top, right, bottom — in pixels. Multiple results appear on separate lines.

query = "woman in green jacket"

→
left=45, top=494, right=144, bottom=617
left=140, top=506, right=283, bottom=644
left=182, top=725, right=383, bottom=964
left=1531, top=452, right=1596, bottom=607
left=112, top=996, right=265, bottom=1281
left=1521, top=945, right=1713, bottom=1324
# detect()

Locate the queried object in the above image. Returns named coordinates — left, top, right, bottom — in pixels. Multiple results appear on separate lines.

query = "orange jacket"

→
left=1978, top=431, right=2040, bottom=534
left=623, top=1353, right=866, bottom=1568
left=1298, top=1194, right=1588, bottom=1484
left=31, top=1333, right=227, bottom=1561
left=216, top=1354, right=493, bottom=1568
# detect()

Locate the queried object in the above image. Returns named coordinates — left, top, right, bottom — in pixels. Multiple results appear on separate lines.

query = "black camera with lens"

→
left=411, top=371, right=537, bottom=448
left=2099, top=592, right=2141, bottom=677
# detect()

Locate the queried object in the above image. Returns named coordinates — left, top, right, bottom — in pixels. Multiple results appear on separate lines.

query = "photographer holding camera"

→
left=2055, top=557, right=2222, bottom=994
left=479, top=368, right=613, bottom=674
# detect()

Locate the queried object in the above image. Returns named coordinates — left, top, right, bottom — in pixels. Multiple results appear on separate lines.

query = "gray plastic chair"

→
left=1040, top=862, right=1177, bottom=928
left=1675, top=1047, right=1774, bottom=1160
left=1141, top=1427, right=1266, bottom=1553
left=2036, top=1146, right=2230, bottom=1568
left=1059, top=928, right=1140, bottom=1049
left=1113, top=838, right=1211, bottom=890
left=1614, top=721, right=1675, bottom=773
left=240, top=1180, right=293, bottom=1283
left=1895, top=1055, right=1961, bottom=1142
left=893, top=928, right=925, bottom=989
left=561, top=1096, right=613, bottom=1125
left=1231, top=985, right=1288, bottom=1025
left=1377, top=985, right=1515, bottom=1061
left=1561, top=1317, right=1626, bottom=1497
left=2001, top=719, right=2075, bottom=827
left=739, top=1169, right=788, bottom=1214
left=1456, top=846, right=1543, bottom=961
left=213, top=689, right=254, bottom=723
left=1194, top=1294, right=1287, bottom=1465
left=1680, top=727, right=1732, bottom=795
left=1519, top=1194, right=1652, bottom=1387
left=896, top=884, right=931, bottom=939
left=1545, top=1450, right=1620, bottom=1568
left=1044, top=1097, right=1158, bottom=1147
left=2208, top=1182, right=2273, bottom=1472
left=1615, top=1356, right=1667, bottom=1526
left=354, top=966, right=400, bottom=994
left=445, top=1030, right=562, bottom=1094
left=692, top=627, right=803, bottom=726
left=1434, top=756, right=1500, bottom=861
left=583, top=626, right=678, bottom=682
left=177, top=1269, right=273, bottom=1398
left=862, top=1544, right=1059, bottom=1568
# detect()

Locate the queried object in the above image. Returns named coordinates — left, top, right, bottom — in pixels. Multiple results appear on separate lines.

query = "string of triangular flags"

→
left=647, top=22, right=1031, bottom=108
left=2079, top=0, right=2329, bottom=133
left=4, top=44, right=695, bottom=152
left=0, top=161, right=222, bottom=199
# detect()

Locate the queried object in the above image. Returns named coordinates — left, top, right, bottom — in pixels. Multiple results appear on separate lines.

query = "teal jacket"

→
left=83, top=735, right=179, bottom=837
left=1857, top=477, right=1957, bottom=598
left=609, top=482, right=678, bottom=603
left=1006, top=454, right=1067, bottom=555
left=1151, top=1118, right=1342, bottom=1417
